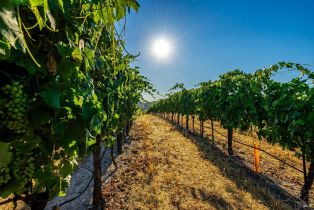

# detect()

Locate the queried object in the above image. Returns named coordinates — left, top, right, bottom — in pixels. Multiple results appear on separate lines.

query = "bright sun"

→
left=152, top=38, right=172, bottom=59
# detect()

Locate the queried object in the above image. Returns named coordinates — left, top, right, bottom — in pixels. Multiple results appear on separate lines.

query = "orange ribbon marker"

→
left=254, top=143, right=261, bottom=173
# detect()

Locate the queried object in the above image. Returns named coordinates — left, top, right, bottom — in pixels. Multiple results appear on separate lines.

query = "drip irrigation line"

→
left=164, top=115, right=304, bottom=174
left=56, top=147, right=109, bottom=208
left=213, top=128, right=304, bottom=173
left=55, top=172, right=95, bottom=209
left=0, top=146, right=110, bottom=209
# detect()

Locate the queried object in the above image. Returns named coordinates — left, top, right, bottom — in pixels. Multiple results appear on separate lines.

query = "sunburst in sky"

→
left=152, top=38, right=172, bottom=59
left=123, top=0, right=314, bottom=101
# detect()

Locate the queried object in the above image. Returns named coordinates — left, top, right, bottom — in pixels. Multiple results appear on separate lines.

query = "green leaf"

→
left=29, top=0, right=44, bottom=6
left=49, top=177, right=66, bottom=198
left=56, top=42, right=73, bottom=56
left=82, top=101, right=96, bottom=122
left=56, top=0, right=64, bottom=12
left=62, top=119, right=85, bottom=146
left=29, top=0, right=45, bottom=30
left=0, top=142, right=12, bottom=166
left=71, top=47, right=82, bottom=65
left=90, top=115, right=101, bottom=134
left=295, top=119, right=304, bottom=126
left=58, top=57, right=77, bottom=80
left=52, top=122, right=65, bottom=134
left=28, top=103, right=53, bottom=128
left=60, top=159, right=76, bottom=177
left=40, top=89, right=61, bottom=108
left=86, top=136, right=96, bottom=147
left=55, top=106, right=73, bottom=120
left=83, top=47, right=94, bottom=72
left=308, top=112, right=314, bottom=128
left=0, top=0, right=27, bottom=6
left=73, top=95, right=83, bottom=107
left=115, top=5, right=126, bottom=20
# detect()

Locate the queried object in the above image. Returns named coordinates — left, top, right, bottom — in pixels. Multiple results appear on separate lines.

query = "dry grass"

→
left=103, top=115, right=289, bottom=210
left=0, top=196, right=30, bottom=210
left=179, top=114, right=312, bottom=206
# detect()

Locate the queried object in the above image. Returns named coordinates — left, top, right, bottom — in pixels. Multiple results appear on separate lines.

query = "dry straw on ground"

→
left=103, top=115, right=289, bottom=210
left=182, top=115, right=312, bottom=205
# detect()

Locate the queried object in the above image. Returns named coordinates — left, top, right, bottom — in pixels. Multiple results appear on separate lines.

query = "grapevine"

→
left=0, top=0, right=152, bottom=209
left=10, top=152, right=35, bottom=195
left=149, top=62, right=314, bottom=203
left=0, top=167, right=10, bottom=186
left=1, top=82, right=28, bottom=134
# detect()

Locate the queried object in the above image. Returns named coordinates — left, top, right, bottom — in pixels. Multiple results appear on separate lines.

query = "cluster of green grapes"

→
left=0, top=166, right=10, bottom=186
left=11, top=153, right=35, bottom=193
left=1, top=82, right=28, bottom=134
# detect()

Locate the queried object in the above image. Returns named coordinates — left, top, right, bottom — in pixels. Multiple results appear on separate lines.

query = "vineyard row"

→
left=148, top=62, right=314, bottom=204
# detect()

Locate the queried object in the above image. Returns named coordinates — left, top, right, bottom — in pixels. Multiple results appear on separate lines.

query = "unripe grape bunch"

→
left=11, top=153, right=35, bottom=194
left=0, top=166, right=10, bottom=186
left=1, top=81, right=29, bottom=134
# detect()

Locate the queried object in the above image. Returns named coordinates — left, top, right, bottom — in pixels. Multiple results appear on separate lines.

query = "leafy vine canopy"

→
left=0, top=0, right=152, bottom=199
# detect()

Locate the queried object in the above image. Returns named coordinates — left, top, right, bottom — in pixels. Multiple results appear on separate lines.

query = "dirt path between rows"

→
left=103, top=115, right=289, bottom=210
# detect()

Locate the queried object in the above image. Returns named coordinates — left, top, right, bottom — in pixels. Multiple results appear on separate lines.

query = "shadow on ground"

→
left=163, top=116, right=306, bottom=210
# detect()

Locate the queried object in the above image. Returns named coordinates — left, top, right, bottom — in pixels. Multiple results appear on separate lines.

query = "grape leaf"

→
left=40, top=89, right=61, bottom=108
left=0, top=142, right=12, bottom=166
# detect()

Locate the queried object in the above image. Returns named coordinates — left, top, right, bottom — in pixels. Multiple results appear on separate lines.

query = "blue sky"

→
left=123, top=0, right=314, bottom=100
